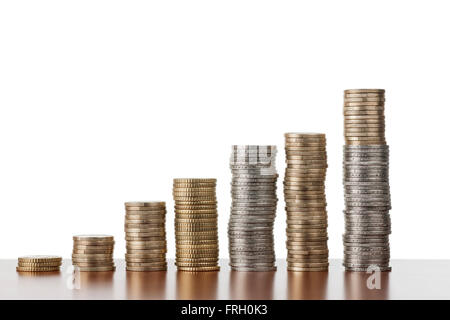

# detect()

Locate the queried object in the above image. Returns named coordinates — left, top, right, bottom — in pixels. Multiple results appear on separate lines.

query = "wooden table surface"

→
left=1, top=259, right=449, bottom=300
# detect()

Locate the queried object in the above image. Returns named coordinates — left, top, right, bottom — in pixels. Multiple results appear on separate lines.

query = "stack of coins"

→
left=72, top=235, right=116, bottom=272
left=173, top=178, right=220, bottom=272
left=343, top=89, right=392, bottom=272
left=16, top=255, right=62, bottom=272
left=228, top=145, right=278, bottom=271
left=124, top=201, right=167, bottom=271
left=284, top=133, right=329, bottom=272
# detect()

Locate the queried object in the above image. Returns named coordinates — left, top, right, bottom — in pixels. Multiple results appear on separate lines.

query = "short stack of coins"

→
left=228, top=145, right=278, bottom=271
left=284, top=133, right=329, bottom=271
left=16, top=255, right=62, bottom=272
left=343, top=89, right=392, bottom=272
left=125, top=202, right=167, bottom=271
left=173, top=178, right=220, bottom=272
left=72, top=235, right=115, bottom=272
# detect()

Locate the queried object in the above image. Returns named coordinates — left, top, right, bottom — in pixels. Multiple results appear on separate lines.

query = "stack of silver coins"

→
left=124, top=202, right=167, bottom=272
left=228, top=145, right=278, bottom=271
left=343, top=89, right=392, bottom=272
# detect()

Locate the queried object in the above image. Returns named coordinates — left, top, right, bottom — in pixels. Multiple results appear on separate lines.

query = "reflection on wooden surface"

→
left=229, top=271, right=275, bottom=300
left=344, top=271, right=390, bottom=300
left=17, top=271, right=61, bottom=278
left=287, top=271, right=328, bottom=300
left=74, top=271, right=115, bottom=299
left=126, top=271, right=167, bottom=300
left=78, top=271, right=114, bottom=288
left=3, top=260, right=446, bottom=299
left=176, top=271, right=219, bottom=300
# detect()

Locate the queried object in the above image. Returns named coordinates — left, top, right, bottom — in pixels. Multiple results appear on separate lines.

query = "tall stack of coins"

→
left=228, top=145, right=278, bottom=271
left=72, top=235, right=115, bottom=272
left=284, top=134, right=329, bottom=271
left=173, top=178, right=220, bottom=272
left=125, top=202, right=167, bottom=271
left=16, top=255, right=62, bottom=272
left=343, top=89, right=392, bottom=272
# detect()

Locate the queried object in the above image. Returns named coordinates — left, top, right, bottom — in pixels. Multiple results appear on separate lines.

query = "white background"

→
left=1, top=0, right=449, bottom=260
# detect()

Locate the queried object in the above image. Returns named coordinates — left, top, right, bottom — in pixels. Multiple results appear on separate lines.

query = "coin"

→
left=127, top=250, right=167, bottom=256
left=72, top=253, right=112, bottom=259
left=344, top=88, right=385, bottom=94
left=125, top=207, right=167, bottom=212
left=126, top=212, right=166, bottom=217
left=126, top=242, right=166, bottom=249
left=18, top=261, right=62, bottom=267
left=174, top=178, right=216, bottom=184
left=18, top=255, right=62, bottom=263
left=16, top=266, right=61, bottom=272
left=73, top=235, right=114, bottom=242
left=126, top=253, right=166, bottom=259
left=177, top=266, right=220, bottom=272
left=125, top=201, right=165, bottom=207
left=126, top=262, right=168, bottom=267
left=126, top=266, right=167, bottom=272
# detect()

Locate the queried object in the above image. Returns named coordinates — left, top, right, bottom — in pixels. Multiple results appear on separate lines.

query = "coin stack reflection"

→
left=173, top=178, right=220, bottom=272
left=284, top=133, right=329, bottom=271
left=72, top=235, right=115, bottom=272
left=228, top=145, right=278, bottom=271
left=125, top=202, right=167, bottom=271
left=343, top=89, right=392, bottom=271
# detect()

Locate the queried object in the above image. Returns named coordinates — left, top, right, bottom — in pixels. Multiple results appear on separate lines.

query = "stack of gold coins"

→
left=343, top=89, right=392, bottom=272
left=124, top=201, right=167, bottom=271
left=16, top=255, right=62, bottom=272
left=72, top=235, right=115, bottom=272
left=173, top=178, right=220, bottom=272
left=284, top=133, right=329, bottom=271
left=344, top=89, right=386, bottom=145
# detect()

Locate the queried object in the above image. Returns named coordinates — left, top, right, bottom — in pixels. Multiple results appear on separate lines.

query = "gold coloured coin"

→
left=174, top=200, right=217, bottom=205
left=127, top=249, right=167, bottom=255
left=72, top=253, right=112, bottom=259
left=126, top=262, right=167, bottom=267
left=285, top=132, right=326, bottom=138
left=344, top=97, right=385, bottom=102
left=72, top=249, right=114, bottom=255
left=16, top=266, right=60, bottom=272
left=173, top=187, right=216, bottom=191
left=18, top=262, right=62, bottom=267
left=177, top=266, right=220, bottom=272
left=344, top=101, right=384, bottom=107
left=125, top=207, right=167, bottom=212
left=126, top=257, right=166, bottom=262
left=174, top=178, right=216, bottom=183
left=126, top=265, right=167, bottom=271
left=73, top=235, right=113, bottom=241
left=18, top=255, right=62, bottom=263
left=344, top=89, right=384, bottom=94
left=125, top=201, right=165, bottom=207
